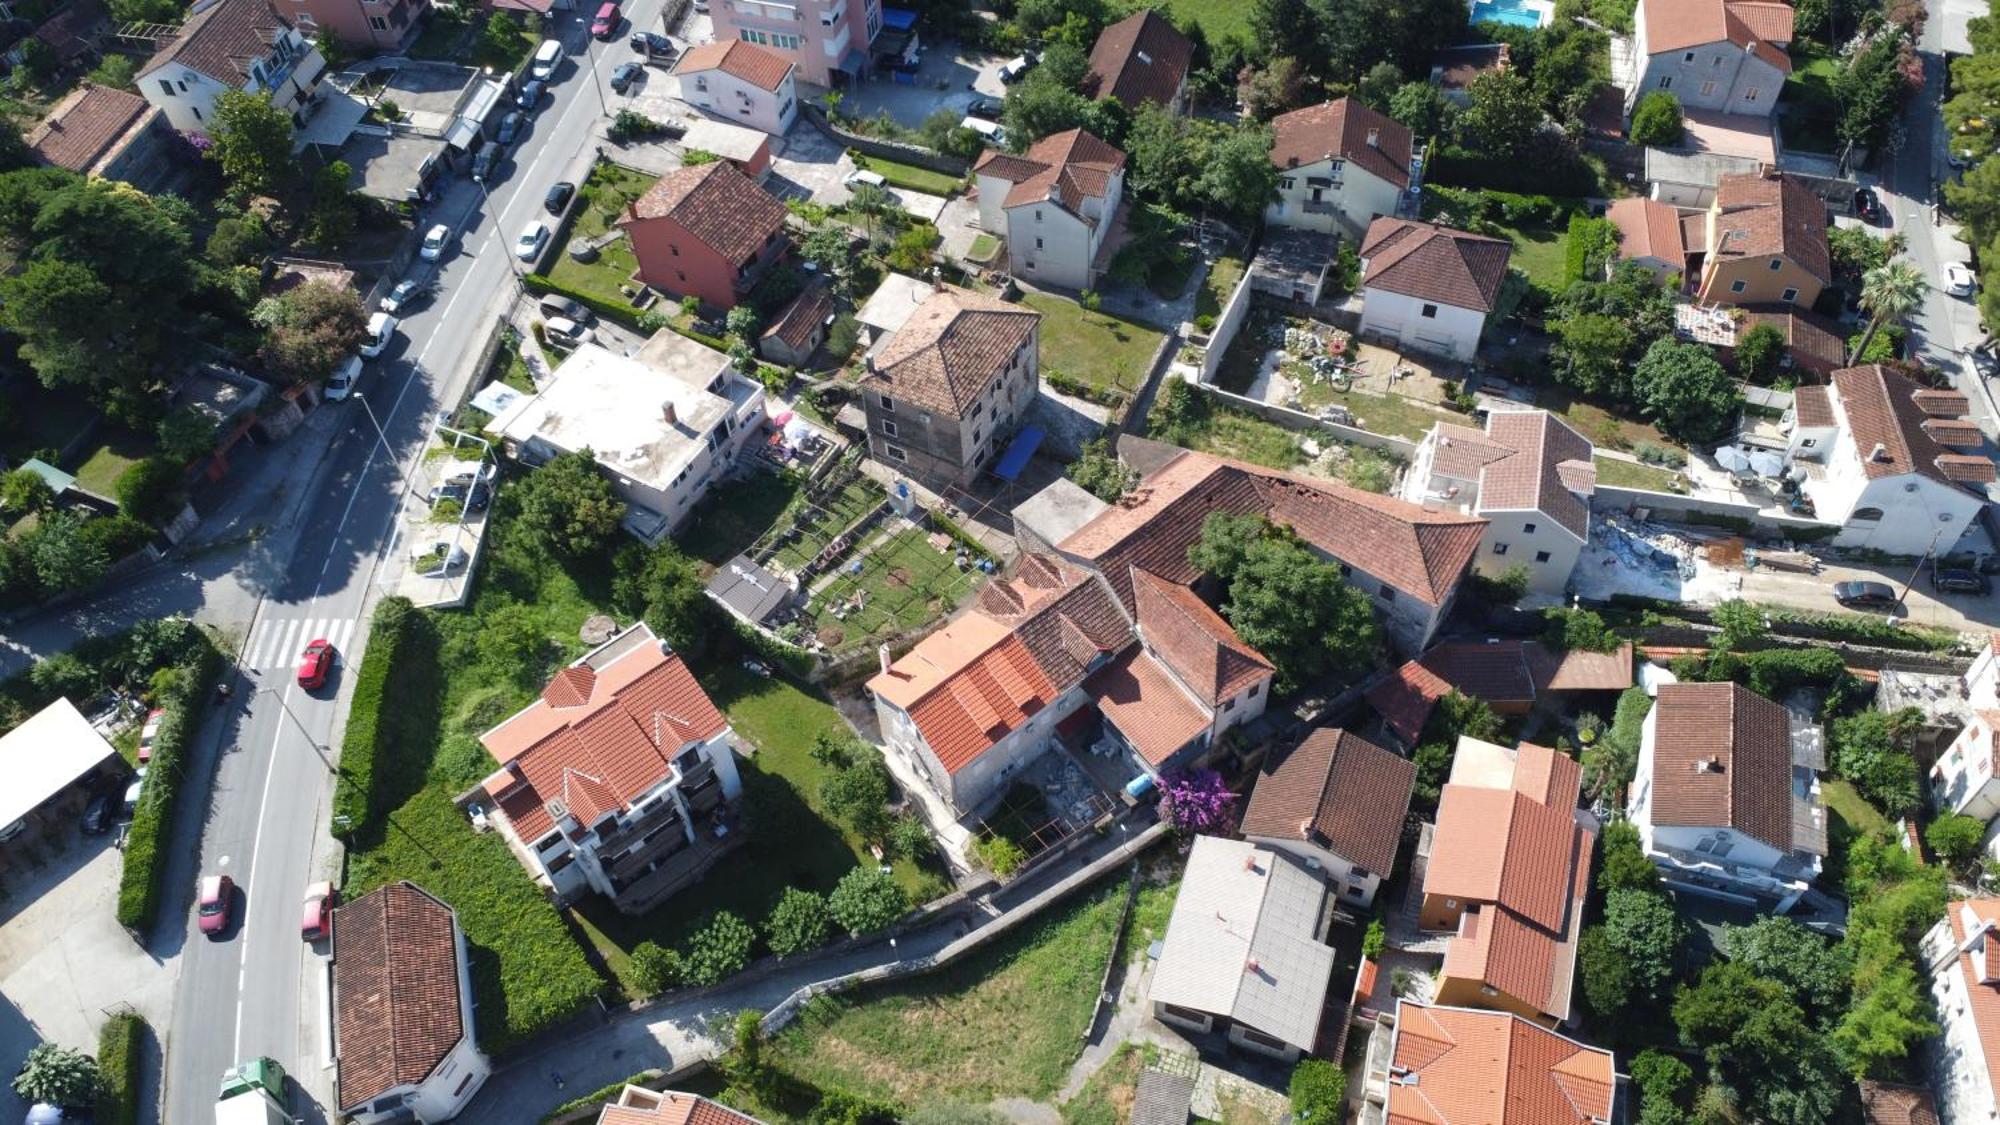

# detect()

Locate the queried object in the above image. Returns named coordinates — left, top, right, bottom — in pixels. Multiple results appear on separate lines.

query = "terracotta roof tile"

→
left=1388, top=1002, right=1616, bottom=1125
left=761, top=284, right=834, bottom=353
left=1649, top=682, right=1802, bottom=852
left=1241, top=727, right=1415, bottom=875
left=1430, top=43, right=1509, bottom=95
left=1858, top=1081, right=1941, bottom=1125
left=479, top=625, right=728, bottom=841
left=1710, top=172, right=1830, bottom=284
left=1361, top=218, right=1512, bottom=312
left=620, top=161, right=788, bottom=268
left=862, top=285, right=1039, bottom=418
left=1269, top=98, right=1413, bottom=190
left=1642, top=0, right=1793, bottom=71
left=976, top=128, right=1125, bottom=218
left=1607, top=196, right=1688, bottom=265
left=1834, top=365, right=1994, bottom=494
left=1368, top=642, right=1631, bottom=742
left=672, top=39, right=793, bottom=91
left=26, top=84, right=151, bottom=174
left=597, top=1089, right=766, bottom=1125
left=1367, top=659, right=1456, bottom=745
left=1738, top=306, right=1846, bottom=378
left=140, top=0, right=292, bottom=82
left=1941, top=454, right=1999, bottom=483
left=333, top=882, right=469, bottom=1111
left=1083, top=10, right=1191, bottom=107
left=1088, top=647, right=1211, bottom=765
left=1921, top=418, right=1986, bottom=447
left=1475, top=411, right=1594, bottom=539
left=1130, top=567, right=1272, bottom=706
left=1793, top=383, right=1835, bottom=427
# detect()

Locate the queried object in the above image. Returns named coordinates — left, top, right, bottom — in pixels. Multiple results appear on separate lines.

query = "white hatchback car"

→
left=1944, top=261, right=1978, bottom=298
left=517, top=220, right=551, bottom=261
left=420, top=223, right=450, bottom=260
left=360, top=311, right=398, bottom=357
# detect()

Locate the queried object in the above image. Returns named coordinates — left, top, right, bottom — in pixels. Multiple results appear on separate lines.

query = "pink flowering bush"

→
left=1159, top=769, right=1237, bottom=837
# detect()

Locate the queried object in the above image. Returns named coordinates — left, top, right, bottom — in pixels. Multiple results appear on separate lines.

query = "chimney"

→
left=1695, top=756, right=1722, bottom=773
left=1243, top=852, right=1259, bottom=872
left=1245, top=956, right=1261, bottom=973
left=1366, top=127, right=1380, bottom=147
left=878, top=643, right=893, bottom=677
left=929, top=266, right=943, bottom=291
left=661, top=400, right=678, bottom=427
left=1869, top=442, right=1889, bottom=462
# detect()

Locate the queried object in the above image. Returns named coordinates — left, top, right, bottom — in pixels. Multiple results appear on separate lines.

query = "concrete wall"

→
left=1200, top=381, right=1421, bottom=458
left=1590, top=483, right=1836, bottom=537
left=680, top=65, right=798, bottom=136
left=1199, top=269, right=1257, bottom=383
left=801, top=104, right=969, bottom=176
left=1628, top=46, right=1784, bottom=117
left=1008, top=201, right=1097, bottom=290
left=1477, top=510, right=1584, bottom=595
left=1924, top=915, right=2000, bottom=1125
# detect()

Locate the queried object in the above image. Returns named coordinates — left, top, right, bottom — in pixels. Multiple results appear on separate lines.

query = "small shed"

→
left=706, top=554, right=796, bottom=627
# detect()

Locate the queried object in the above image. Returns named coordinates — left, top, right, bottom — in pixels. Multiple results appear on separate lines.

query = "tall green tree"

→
left=1631, top=338, right=1739, bottom=445
left=256, top=280, right=368, bottom=384
left=510, top=450, right=623, bottom=559
left=208, top=89, right=296, bottom=196
left=1461, top=70, right=1544, bottom=157
left=12, top=1043, right=99, bottom=1108
left=1189, top=513, right=1378, bottom=692
left=1629, top=90, right=1684, bottom=146
left=1848, top=260, right=1928, bottom=364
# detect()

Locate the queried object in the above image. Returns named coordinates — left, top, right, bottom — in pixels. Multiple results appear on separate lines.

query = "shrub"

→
left=115, top=631, right=221, bottom=931
left=820, top=760, right=893, bottom=844
left=95, top=1012, right=144, bottom=1125
left=887, top=815, right=933, bottom=863
left=329, top=597, right=439, bottom=842
left=1598, top=818, right=1659, bottom=893
left=1289, top=1058, right=1346, bottom=1123
left=1928, top=813, right=1986, bottom=871
left=1362, top=918, right=1386, bottom=959
left=114, top=457, right=184, bottom=527
left=628, top=942, right=684, bottom=994
left=976, top=834, right=1027, bottom=877
left=12, top=1043, right=99, bottom=1108
left=828, top=865, right=909, bottom=934
left=683, top=911, right=757, bottom=986
left=765, top=886, right=834, bottom=958
left=1629, top=90, right=1684, bottom=146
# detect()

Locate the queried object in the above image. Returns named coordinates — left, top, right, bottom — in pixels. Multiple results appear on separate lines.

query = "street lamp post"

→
left=255, top=687, right=337, bottom=775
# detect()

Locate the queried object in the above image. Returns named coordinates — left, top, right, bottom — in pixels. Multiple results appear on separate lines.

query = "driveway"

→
left=839, top=39, right=1010, bottom=129
left=0, top=825, right=178, bottom=1123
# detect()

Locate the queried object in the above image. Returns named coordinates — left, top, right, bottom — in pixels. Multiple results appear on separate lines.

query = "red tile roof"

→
left=479, top=625, right=729, bottom=841
left=1088, top=647, right=1211, bottom=765
left=1606, top=196, right=1688, bottom=265
left=333, top=882, right=470, bottom=1112
left=621, top=161, right=788, bottom=267
left=1793, top=383, right=1835, bottom=427
left=1710, top=172, right=1830, bottom=284
left=1471, top=411, right=1594, bottom=539
left=1366, top=658, right=1456, bottom=746
left=1641, top=0, right=1793, bottom=73
left=1738, top=306, right=1846, bottom=378
left=598, top=1089, right=766, bottom=1125
left=1368, top=641, right=1633, bottom=744
left=1082, top=10, right=1192, bottom=108
left=140, top=0, right=293, bottom=82
left=1858, top=1081, right=1941, bottom=1125
left=974, top=128, right=1125, bottom=217
left=862, top=284, right=1040, bottom=417
left=27, top=84, right=151, bottom=174
left=1361, top=218, right=1512, bottom=312
left=1649, top=682, right=1802, bottom=853
left=673, top=39, right=793, bottom=91
left=1387, top=1002, right=1616, bottom=1125
left=1268, top=98, right=1413, bottom=190
left=1833, top=364, right=1995, bottom=495
left=1059, top=449, right=1487, bottom=611
left=761, top=284, right=834, bottom=353
left=1241, top=727, right=1415, bottom=876
left=1130, top=567, right=1272, bottom=706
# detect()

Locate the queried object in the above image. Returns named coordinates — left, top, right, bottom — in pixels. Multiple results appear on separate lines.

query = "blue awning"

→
left=881, top=6, right=917, bottom=29
left=993, top=426, right=1045, bottom=481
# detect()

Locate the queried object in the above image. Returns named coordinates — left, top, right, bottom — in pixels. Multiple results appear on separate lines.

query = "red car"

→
left=198, top=874, right=234, bottom=936
left=298, top=638, right=334, bottom=690
left=137, top=708, right=163, bottom=764
left=591, top=1, right=620, bottom=37
left=301, top=881, right=335, bottom=942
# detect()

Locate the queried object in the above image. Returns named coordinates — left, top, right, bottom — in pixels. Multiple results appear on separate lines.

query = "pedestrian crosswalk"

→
left=239, top=615, right=359, bottom=673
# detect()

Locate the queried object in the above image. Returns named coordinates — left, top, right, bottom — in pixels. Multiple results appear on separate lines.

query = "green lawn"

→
left=546, top=163, right=659, bottom=307
left=1195, top=256, right=1246, bottom=323
left=763, top=876, right=1178, bottom=1108
left=1592, top=455, right=1682, bottom=492
left=967, top=233, right=1001, bottom=264
left=806, top=522, right=985, bottom=649
left=680, top=473, right=805, bottom=568
left=1490, top=216, right=1570, bottom=296
left=1824, top=778, right=1893, bottom=840
left=1782, top=43, right=1842, bottom=155
left=851, top=153, right=964, bottom=197
left=574, top=664, right=936, bottom=996
left=1152, top=0, right=1251, bottom=46
left=1023, top=292, right=1165, bottom=397
left=1164, top=403, right=1305, bottom=469
left=772, top=476, right=882, bottom=571
left=70, top=427, right=154, bottom=498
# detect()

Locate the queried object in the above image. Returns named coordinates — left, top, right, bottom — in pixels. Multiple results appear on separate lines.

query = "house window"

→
left=885, top=444, right=908, bottom=462
left=191, top=105, right=202, bottom=120
left=1659, top=76, right=1672, bottom=88
left=1035, top=210, right=1042, bottom=222
left=159, top=79, right=174, bottom=96
left=1682, top=50, right=1695, bottom=61
left=1420, top=303, right=1438, bottom=319
left=1223, top=698, right=1236, bottom=713
left=1523, top=522, right=1536, bottom=534
left=1248, top=683, right=1260, bottom=698
left=676, top=270, right=686, bottom=282
left=1769, top=258, right=1783, bottom=271
left=972, top=427, right=982, bottom=444
left=454, top=1072, right=478, bottom=1096
left=1379, top=587, right=1396, bottom=604
left=1744, top=87, right=1760, bottom=102
left=1700, top=80, right=1716, bottom=96
left=369, top=14, right=386, bottom=28
left=879, top=394, right=895, bottom=412
left=1035, top=237, right=1043, bottom=249
left=1239, top=1027, right=1289, bottom=1051
left=1535, top=550, right=1551, bottom=562
left=1853, top=507, right=1884, bottom=522
left=1782, top=287, right=1799, bottom=303
left=1279, top=176, right=1295, bottom=190
left=1493, top=542, right=1509, bottom=555
left=1730, top=279, right=1747, bottom=293
left=882, top=420, right=898, bottom=437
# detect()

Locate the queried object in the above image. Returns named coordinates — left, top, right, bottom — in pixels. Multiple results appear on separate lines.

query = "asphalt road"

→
left=158, top=9, right=670, bottom=1119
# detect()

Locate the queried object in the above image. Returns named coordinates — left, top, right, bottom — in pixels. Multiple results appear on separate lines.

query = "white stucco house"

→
left=475, top=623, right=748, bottom=915
left=1356, top=217, right=1511, bottom=362
left=1264, top=97, right=1414, bottom=239
left=137, top=0, right=327, bottom=134
left=1927, top=900, right=2000, bottom=1125
left=1786, top=365, right=1994, bottom=556
left=971, top=129, right=1126, bottom=291
left=1617, top=0, right=1793, bottom=118
left=672, top=39, right=799, bottom=136
left=1627, top=681, right=1826, bottom=914
left=1400, top=409, right=1595, bottom=597
left=333, top=881, right=491, bottom=1123
left=1928, top=641, right=2000, bottom=861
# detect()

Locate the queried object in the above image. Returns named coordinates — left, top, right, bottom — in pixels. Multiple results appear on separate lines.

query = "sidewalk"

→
left=462, top=815, right=1164, bottom=1123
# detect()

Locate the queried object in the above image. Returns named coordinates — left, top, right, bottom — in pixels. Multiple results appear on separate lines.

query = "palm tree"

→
left=1849, top=259, right=1929, bottom=364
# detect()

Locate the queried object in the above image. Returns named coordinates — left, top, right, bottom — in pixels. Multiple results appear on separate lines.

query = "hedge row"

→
left=521, top=274, right=730, bottom=351
left=114, top=636, right=222, bottom=931
left=1428, top=144, right=1602, bottom=198
left=331, top=596, right=439, bottom=842
left=95, top=1011, right=145, bottom=1125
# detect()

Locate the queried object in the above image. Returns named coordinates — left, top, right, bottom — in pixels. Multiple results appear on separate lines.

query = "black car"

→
left=965, top=96, right=1002, bottom=121
left=538, top=293, right=594, bottom=323
left=1932, top=568, right=1992, bottom=595
left=81, top=793, right=113, bottom=835
left=427, top=481, right=492, bottom=512
left=1833, top=579, right=1899, bottom=609
left=471, top=142, right=505, bottom=183
left=1854, top=186, right=1885, bottom=225
left=610, top=61, right=645, bottom=93
left=631, top=31, right=676, bottom=60
left=545, top=180, right=576, bottom=215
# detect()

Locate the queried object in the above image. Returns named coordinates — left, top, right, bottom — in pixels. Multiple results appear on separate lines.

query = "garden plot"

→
left=1214, top=308, right=1465, bottom=440
left=800, top=517, right=989, bottom=651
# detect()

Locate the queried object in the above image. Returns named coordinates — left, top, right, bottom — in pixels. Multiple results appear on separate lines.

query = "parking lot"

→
left=841, top=39, right=1013, bottom=130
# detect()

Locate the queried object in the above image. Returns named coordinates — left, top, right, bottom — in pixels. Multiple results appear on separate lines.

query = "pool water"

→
left=1470, top=0, right=1549, bottom=28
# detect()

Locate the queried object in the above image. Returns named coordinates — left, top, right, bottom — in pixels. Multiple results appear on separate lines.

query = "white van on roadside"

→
left=324, top=355, right=363, bottom=401
left=531, top=38, right=563, bottom=80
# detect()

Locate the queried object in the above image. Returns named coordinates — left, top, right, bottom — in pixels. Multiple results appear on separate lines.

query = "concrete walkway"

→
left=463, top=816, right=1165, bottom=1123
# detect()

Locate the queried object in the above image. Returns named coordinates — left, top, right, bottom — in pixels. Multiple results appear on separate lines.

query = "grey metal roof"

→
left=706, top=554, right=795, bottom=625
left=1149, top=836, right=1335, bottom=1052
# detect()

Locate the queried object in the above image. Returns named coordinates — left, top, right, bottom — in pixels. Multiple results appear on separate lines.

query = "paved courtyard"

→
left=838, top=39, right=1012, bottom=129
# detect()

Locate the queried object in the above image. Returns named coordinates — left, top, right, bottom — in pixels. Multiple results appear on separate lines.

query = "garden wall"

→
left=799, top=105, right=969, bottom=177
left=1592, top=484, right=1836, bottom=539
left=1199, top=268, right=1256, bottom=384
left=1202, top=381, right=1420, bottom=458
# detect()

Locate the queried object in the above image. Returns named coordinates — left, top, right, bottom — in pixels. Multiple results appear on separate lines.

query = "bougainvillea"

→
left=1159, top=768, right=1237, bottom=837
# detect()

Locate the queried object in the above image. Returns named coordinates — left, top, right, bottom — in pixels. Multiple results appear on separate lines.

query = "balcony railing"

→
left=1302, top=200, right=1336, bottom=214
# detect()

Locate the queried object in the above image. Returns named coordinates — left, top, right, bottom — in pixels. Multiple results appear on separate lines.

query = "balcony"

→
left=605, top=807, right=745, bottom=914
left=1302, top=200, right=1337, bottom=214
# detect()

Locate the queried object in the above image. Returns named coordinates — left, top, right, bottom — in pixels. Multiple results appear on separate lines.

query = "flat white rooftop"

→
left=0, top=697, right=117, bottom=830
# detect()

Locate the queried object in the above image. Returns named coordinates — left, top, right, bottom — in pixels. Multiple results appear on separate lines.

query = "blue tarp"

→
left=881, top=6, right=917, bottom=28
left=993, top=426, right=1045, bottom=481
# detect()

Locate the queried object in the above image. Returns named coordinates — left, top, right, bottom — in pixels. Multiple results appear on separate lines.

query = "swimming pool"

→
left=1470, top=0, right=1551, bottom=28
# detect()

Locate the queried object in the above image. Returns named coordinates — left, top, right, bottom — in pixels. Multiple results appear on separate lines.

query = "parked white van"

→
left=530, top=38, right=563, bottom=80
left=324, top=355, right=363, bottom=401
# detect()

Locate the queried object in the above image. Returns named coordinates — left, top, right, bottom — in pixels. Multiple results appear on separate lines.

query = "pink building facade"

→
left=707, top=0, right=883, bottom=88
